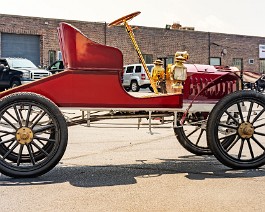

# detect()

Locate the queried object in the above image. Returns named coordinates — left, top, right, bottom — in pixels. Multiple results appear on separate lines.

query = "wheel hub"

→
left=16, top=127, right=33, bottom=144
left=238, top=122, right=254, bottom=138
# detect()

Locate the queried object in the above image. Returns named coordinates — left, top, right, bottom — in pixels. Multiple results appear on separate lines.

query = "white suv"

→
left=122, top=63, right=154, bottom=92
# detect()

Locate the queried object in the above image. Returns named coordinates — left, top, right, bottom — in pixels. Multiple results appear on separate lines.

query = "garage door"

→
left=1, top=33, right=40, bottom=66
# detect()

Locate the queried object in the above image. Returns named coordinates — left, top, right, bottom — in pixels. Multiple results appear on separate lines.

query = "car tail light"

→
left=141, top=74, right=146, bottom=80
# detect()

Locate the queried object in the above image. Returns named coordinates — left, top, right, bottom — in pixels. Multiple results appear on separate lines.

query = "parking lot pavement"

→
left=1, top=116, right=265, bottom=211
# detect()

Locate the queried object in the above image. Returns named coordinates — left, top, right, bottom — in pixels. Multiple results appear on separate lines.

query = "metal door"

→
left=1, top=33, right=40, bottom=66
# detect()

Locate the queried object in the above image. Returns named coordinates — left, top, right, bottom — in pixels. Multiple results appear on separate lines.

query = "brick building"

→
left=1, top=13, right=265, bottom=73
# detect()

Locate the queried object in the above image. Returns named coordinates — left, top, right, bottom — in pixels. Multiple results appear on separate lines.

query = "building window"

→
left=166, top=56, right=174, bottom=66
left=249, top=59, right=254, bottom=64
left=48, top=50, right=56, bottom=65
left=210, top=57, right=221, bottom=66
left=142, top=54, right=153, bottom=64
left=260, top=60, right=265, bottom=74
left=157, top=56, right=174, bottom=69
left=233, top=58, right=243, bottom=70
left=57, top=51, right=62, bottom=60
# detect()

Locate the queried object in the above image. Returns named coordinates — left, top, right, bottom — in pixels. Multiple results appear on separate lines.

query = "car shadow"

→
left=0, top=155, right=265, bottom=187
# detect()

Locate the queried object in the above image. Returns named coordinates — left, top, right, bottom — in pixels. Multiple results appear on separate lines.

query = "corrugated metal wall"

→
left=1, top=33, right=40, bottom=66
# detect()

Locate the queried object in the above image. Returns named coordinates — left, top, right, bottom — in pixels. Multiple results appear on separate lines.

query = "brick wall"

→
left=0, top=13, right=265, bottom=72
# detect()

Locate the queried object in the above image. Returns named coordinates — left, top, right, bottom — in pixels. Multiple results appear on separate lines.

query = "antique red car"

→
left=0, top=12, right=265, bottom=178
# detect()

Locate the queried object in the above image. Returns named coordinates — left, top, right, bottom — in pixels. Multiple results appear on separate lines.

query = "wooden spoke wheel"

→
left=174, top=116, right=212, bottom=155
left=207, top=90, right=265, bottom=169
left=0, top=92, right=68, bottom=178
left=174, top=112, right=237, bottom=156
left=108, top=11, right=141, bottom=27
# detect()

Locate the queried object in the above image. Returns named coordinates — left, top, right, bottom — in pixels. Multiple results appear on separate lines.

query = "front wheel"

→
left=124, top=87, right=130, bottom=92
left=207, top=90, right=265, bottom=169
left=0, top=92, right=68, bottom=178
left=10, top=80, right=21, bottom=88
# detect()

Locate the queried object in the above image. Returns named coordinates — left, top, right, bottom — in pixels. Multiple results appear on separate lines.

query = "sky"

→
left=1, top=0, right=265, bottom=37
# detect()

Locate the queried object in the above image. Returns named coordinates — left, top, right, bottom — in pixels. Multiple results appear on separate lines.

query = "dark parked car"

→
left=243, top=75, right=265, bottom=92
left=47, top=60, right=64, bottom=74
left=243, top=81, right=255, bottom=90
left=256, top=75, right=265, bottom=92
left=0, top=58, right=51, bottom=91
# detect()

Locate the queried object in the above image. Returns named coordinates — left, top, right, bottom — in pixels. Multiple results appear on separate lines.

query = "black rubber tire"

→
left=174, top=118, right=236, bottom=156
left=174, top=121, right=212, bottom=155
left=10, top=80, right=21, bottom=88
left=207, top=90, right=265, bottom=169
left=149, top=86, right=154, bottom=92
left=124, top=87, right=130, bottom=92
left=0, top=92, right=68, bottom=178
left=130, top=81, right=140, bottom=92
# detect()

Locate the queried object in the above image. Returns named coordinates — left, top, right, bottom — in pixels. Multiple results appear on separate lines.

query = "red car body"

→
left=0, top=23, right=239, bottom=109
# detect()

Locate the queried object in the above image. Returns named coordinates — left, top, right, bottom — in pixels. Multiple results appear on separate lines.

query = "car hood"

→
left=15, top=67, right=50, bottom=73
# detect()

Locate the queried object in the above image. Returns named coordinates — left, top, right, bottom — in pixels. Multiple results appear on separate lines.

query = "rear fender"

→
left=130, top=77, right=140, bottom=84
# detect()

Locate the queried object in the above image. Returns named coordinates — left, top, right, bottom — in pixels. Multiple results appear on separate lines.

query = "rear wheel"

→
left=174, top=124, right=212, bottom=155
left=149, top=86, right=154, bottom=92
left=174, top=119, right=212, bottom=155
left=174, top=112, right=237, bottom=156
left=131, top=81, right=140, bottom=92
left=207, top=90, right=265, bottom=169
left=0, top=92, right=68, bottom=177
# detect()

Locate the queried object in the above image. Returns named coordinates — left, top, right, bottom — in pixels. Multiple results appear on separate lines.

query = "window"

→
left=48, top=50, right=56, bottom=65
left=125, top=66, right=134, bottom=73
left=166, top=56, right=174, bottom=66
left=260, top=60, right=265, bottom=74
left=233, top=58, right=243, bottom=70
left=57, top=51, right=62, bottom=60
left=142, top=54, right=153, bottom=64
left=9, top=58, right=36, bottom=68
left=147, top=65, right=154, bottom=72
left=249, top=59, right=254, bottom=64
left=50, top=61, right=64, bottom=70
left=135, top=66, right=141, bottom=73
left=210, top=57, right=221, bottom=66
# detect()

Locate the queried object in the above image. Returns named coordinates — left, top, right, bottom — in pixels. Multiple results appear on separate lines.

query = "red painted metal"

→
left=58, top=22, right=123, bottom=71
left=183, top=64, right=239, bottom=101
left=0, top=22, right=183, bottom=109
